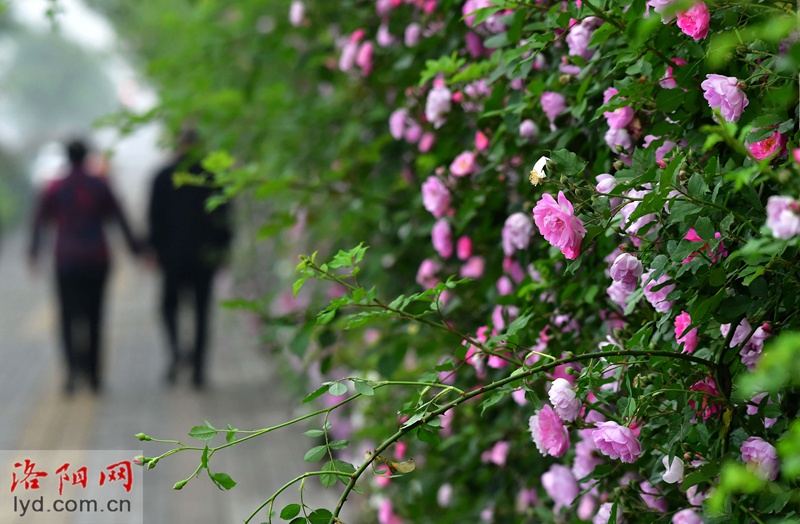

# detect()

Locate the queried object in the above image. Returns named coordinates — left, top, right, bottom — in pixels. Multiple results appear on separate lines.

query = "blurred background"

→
left=0, top=1, right=339, bottom=522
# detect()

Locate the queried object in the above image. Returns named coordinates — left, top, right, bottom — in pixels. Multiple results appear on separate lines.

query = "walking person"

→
left=147, top=128, right=232, bottom=390
left=28, top=139, right=141, bottom=394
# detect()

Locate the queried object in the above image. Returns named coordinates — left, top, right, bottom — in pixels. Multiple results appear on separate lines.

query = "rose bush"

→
left=89, top=0, right=800, bottom=522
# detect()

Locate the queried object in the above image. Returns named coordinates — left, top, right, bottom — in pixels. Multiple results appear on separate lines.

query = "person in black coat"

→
left=147, top=128, right=232, bottom=389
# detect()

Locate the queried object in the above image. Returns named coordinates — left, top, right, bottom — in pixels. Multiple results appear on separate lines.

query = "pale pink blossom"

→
left=481, top=440, right=510, bottom=466
left=766, top=195, right=800, bottom=239
left=437, top=483, right=452, bottom=507
left=701, top=74, right=749, bottom=122
left=549, top=378, right=582, bottom=422
left=425, top=84, right=452, bottom=128
left=610, top=253, right=643, bottom=293
left=465, top=31, right=487, bottom=57
left=376, top=24, right=395, bottom=47
left=512, top=388, right=528, bottom=406
left=572, top=437, right=603, bottom=480
left=747, top=392, right=779, bottom=429
left=541, top=464, right=579, bottom=512
left=378, top=499, right=401, bottom=524
left=592, top=421, right=642, bottom=463
left=607, top=280, right=631, bottom=310
left=529, top=405, right=570, bottom=457
left=662, top=455, right=684, bottom=484
left=416, top=259, right=440, bottom=289
left=648, top=0, right=679, bottom=22
left=672, top=509, right=703, bottom=524
left=404, top=22, right=421, bottom=47
left=389, top=108, right=407, bottom=140
left=566, top=20, right=595, bottom=60
left=502, top=212, right=534, bottom=256
left=519, top=119, right=538, bottom=138
left=749, top=131, right=787, bottom=160
left=794, top=148, right=800, bottom=163
left=594, top=502, right=624, bottom=524
left=660, top=58, right=687, bottom=89
left=355, top=41, right=374, bottom=76
left=640, top=481, right=668, bottom=512
left=642, top=269, right=674, bottom=312
left=289, top=1, right=305, bottom=26
left=431, top=219, right=453, bottom=258
left=676, top=2, right=710, bottom=40
left=450, top=151, right=476, bottom=177
left=741, top=437, right=780, bottom=481
left=462, top=0, right=493, bottom=28
left=418, top=132, right=436, bottom=153
left=541, top=92, right=567, bottom=129
left=460, top=256, right=485, bottom=279
left=674, top=311, right=698, bottom=354
left=605, top=127, right=633, bottom=152
left=421, top=176, right=450, bottom=218
left=497, top=276, right=513, bottom=295
left=532, top=191, right=587, bottom=260
left=620, top=187, right=658, bottom=236
left=596, top=174, right=617, bottom=194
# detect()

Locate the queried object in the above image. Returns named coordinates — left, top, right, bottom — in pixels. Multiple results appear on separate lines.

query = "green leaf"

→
left=328, top=382, right=348, bottom=396
left=687, top=172, right=709, bottom=197
left=308, top=509, right=333, bottom=524
left=328, top=440, right=349, bottom=451
left=304, top=429, right=325, bottom=438
left=304, top=445, right=328, bottom=463
left=694, top=217, right=714, bottom=241
left=208, top=471, right=237, bottom=490
left=550, top=149, right=587, bottom=177
left=281, top=504, right=302, bottom=520
left=416, top=427, right=441, bottom=446
left=200, top=446, right=209, bottom=469
left=303, top=384, right=330, bottom=404
left=589, top=23, right=618, bottom=48
left=353, top=380, right=375, bottom=396
left=189, top=425, right=217, bottom=441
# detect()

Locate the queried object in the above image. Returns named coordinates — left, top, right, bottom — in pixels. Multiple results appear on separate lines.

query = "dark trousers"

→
left=56, top=268, right=108, bottom=385
left=160, top=264, right=215, bottom=383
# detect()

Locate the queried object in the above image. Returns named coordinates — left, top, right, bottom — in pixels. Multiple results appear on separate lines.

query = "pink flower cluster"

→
left=591, top=421, right=642, bottom=463
left=701, top=74, right=749, bottom=122
left=766, top=195, right=800, bottom=239
left=529, top=405, right=570, bottom=457
left=741, top=436, right=780, bottom=481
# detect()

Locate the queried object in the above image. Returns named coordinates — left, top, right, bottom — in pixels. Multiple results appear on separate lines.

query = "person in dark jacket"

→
left=147, top=128, right=232, bottom=389
left=28, top=139, right=140, bottom=394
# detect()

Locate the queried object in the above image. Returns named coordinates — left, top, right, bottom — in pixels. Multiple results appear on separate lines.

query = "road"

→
left=0, top=228, right=341, bottom=524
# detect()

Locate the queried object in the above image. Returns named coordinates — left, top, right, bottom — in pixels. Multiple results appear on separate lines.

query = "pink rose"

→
left=355, top=41, right=374, bottom=76
left=642, top=269, right=674, bottom=312
left=610, top=253, right=643, bottom=293
left=475, top=130, right=489, bottom=150
left=421, top=176, right=451, bottom=218
left=532, top=191, right=587, bottom=260
left=701, top=74, right=749, bottom=122
left=404, top=22, right=421, bottom=47
left=519, top=119, right=538, bottom=138
left=741, top=436, right=780, bottom=481
left=481, top=440, right=509, bottom=466
left=591, top=421, right=642, bottom=463
left=431, top=219, right=453, bottom=258
left=548, top=378, right=582, bottom=422
left=747, top=392, right=779, bottom=429
left=640, top=481, right=668, bottom=512
left=376, top=24, right=395, bottom=47
left=674, top=311, right=698, bottom=354
left=456, top=236, right=472, bottom=260
left=607, top=280, right=632, bottom=310
left=594, top=502, right=623, bottom=524
left=660, top=57, right=687, bottom=89
left=766, top=195, right=800, bottom=239
left=418, top=132, right=436, bottom=153
left=676, top=2, right=710, bottom=40
left=389, top=108, right=407, bottom=140
left=541, top=464, right=579, bottom=513
left=749, top=131, right=787, bottom=160
left=529, top=404, right=570, bottom=457
left=450, top=151, right=476, bottom=177
left=541, top=91, right=567, bottom=129
left=502, top=212, right=533, bottom=256
left=572, top=438, right=603, bottom=480
left=416, top=258, right=440, bottom=288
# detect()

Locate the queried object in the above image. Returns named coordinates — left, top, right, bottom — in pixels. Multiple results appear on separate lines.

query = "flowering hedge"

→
left=95, top=0, right=800, bottom=522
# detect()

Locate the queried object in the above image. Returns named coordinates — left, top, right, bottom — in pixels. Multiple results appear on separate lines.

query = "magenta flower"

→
left=610, top=253, right=643, bottom=293
left=431, top=219, right=453, bottom=258
left=660, top=57, right=687, bottom=89
left=689, top=377, right=722, bottom=421
left=416, top=258, right=440, bottom=289
left=676, top=2, right=710, bottom=40
left=450, top=151, right=476, bottom=177
left=766, top=195, right=800, bottom=239
left=741, top=436, right=780, bottom=481
left=749, top=131, right=787, bottom=160
left=529, top=404, right=570, bottom=457
left=456, top=236, right=472, bottom=260
left=642, top=269, right=675, bottom=312
left=532, top=191, right=587, bottom=260
left=475, top=130, right=489, bottom=151
left=701, top=74, right=749, bottom=122
left=541, top=91, right=567, bottom=129
left=591, top=421, right=642, bottom=463
left=421, top=176, right=451, bottom=218
left=548, top=378, right=582, bottom=422
left=542, top=465, right=579, bottom=513
left=502, top=212, right=534, bottom=256
left=355, top=41, right=373, bottom=76
left=674, top=311, right=698, bottom=354
left=605, top=106, right=635, bottom=130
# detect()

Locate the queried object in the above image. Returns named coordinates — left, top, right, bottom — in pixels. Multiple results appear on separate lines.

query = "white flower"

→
left=529, top=156, right=550, bottom=186
left=661, top=455, right=684, bottom=484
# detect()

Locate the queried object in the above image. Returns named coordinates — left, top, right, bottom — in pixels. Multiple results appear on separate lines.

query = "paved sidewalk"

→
left=0, top=229, right=342, bottom=523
